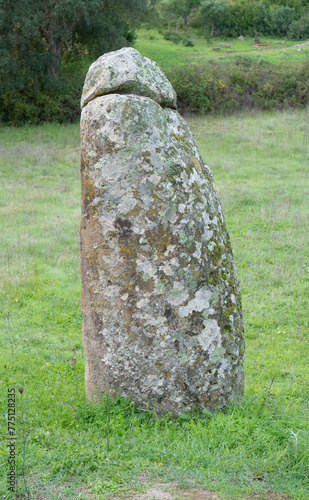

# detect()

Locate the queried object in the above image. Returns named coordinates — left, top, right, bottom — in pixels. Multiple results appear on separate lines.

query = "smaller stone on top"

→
left=81, top=47, right=177, bottom=109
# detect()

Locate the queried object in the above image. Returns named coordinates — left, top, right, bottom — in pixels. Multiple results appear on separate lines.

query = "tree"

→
left=269, top=4, right=296, bottom=36
left=0, top=0, right=146, bottom=93
left=197, top=0, right=226, bottom=36
left=158, top=0, right=201, bottom=32
left=158, top=0, right=181, bottom=32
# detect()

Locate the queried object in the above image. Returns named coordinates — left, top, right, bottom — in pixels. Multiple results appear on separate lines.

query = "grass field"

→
left=135, top=29, right=309, bottom=67
left=0, top=109, right=308, bottom=499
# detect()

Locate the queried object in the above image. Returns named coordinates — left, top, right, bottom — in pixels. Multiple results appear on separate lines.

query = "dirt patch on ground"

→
left=246, top=494, right=295, bottom=500
left=112, top=485, right=219, bottom=499
left=111, top=483, right=296, bottom=500
left=27, top=482, right=297, bottom=499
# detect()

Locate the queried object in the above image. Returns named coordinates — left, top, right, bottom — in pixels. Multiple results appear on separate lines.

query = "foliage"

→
left=219, top=0, right=269, bottom=37
left=268, top=5, right=297, bottom=36
left=0, top=0, right=146, bottom=123
left=158, top=0, right=201, bottom=32
left=193, top=0, right=227, bottom=37
left=0, top=111, right=308, bottom=498
left=163, top=31, right=194, bottom=45
left=166, top=58, right=309, bottom=114
left=0, top=63, right=85, bottom=124
left=288, top=11, right=309, bottom=39
left=265, top=0, right=302, bottom=12
left=141, top=0, right=162, bottom=28
left=0, top=0, right=142, bottom=87
left=157, top=0, right=309, bottom=39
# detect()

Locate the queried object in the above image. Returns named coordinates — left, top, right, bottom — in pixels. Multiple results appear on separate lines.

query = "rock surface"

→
left=81, top=47, right=177, bottom=109
left=80, top=47, right=245, bottom=414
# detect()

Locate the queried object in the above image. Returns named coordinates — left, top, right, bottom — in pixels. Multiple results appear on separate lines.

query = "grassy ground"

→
left=135, top=28, right=309, bottom=68
left=0, top=109, right=308, bottom=499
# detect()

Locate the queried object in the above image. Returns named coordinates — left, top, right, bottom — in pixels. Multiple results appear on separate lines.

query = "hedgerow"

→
left=166, top=58, right=309, bottom=115
left=0, top=64, right=85, bottom=125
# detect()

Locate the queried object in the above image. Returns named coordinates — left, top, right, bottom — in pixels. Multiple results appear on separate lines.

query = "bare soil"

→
left=111, top=482, right=296, bottom=500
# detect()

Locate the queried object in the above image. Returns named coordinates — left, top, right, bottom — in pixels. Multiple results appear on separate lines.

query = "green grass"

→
left=0, top=110, right=308, bottom=499
left=135, top=28, right=309, bottom=67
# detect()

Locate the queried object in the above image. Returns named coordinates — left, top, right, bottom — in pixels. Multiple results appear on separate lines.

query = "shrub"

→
left=0, top=63, right=85, bottom=125
left=288, top=12, right=309, bottom=40
left=193, top=0, right=302, bottom=38
left=163, top=31, right=183, bottom=44
left=182, top=35, right=195, bottom=46
left=268, top=5, right=296, bottom=37
left=222, top=0, right=268, bottom=37
left=163, top=31, right=194, bottom=46
left=166, top=59, right=309, bottom=115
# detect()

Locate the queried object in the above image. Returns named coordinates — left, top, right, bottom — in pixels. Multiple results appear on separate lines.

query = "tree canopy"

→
left=158, top=0, right=201, bottom=31
left=0, top=0, right=146, bottom=93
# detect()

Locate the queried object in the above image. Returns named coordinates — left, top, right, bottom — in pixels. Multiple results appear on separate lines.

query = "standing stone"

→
left=80, top=47, right=245, bottom=414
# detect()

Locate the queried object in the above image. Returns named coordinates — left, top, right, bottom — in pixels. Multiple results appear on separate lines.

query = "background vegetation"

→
left=3, top=0, right=309, bottom=123
left=166, top=58, right=309, bottom=114
left=0, top=0, right=146, bottom=124
left=0, top=109, right=308, bottom=499
left=156, top=0, right=309, bottom=39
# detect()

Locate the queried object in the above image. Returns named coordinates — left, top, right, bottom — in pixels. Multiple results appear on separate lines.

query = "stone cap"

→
left=81, top=47, right=177, bottom=109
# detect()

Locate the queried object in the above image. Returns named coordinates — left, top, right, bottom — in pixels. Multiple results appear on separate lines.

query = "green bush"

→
left=269, top=5, right=297, bottom=37
left=166, top=58, right=309, bottom=115
left=192, top=0, right=302, bottom=38
left=0, top=64, right=85, bottom=125
left=288, top=12, right=309, bottom=39
left=163, top=31, right=183, bottom=44
left=163, top=31, right=194, bottom=46
left=182, top=35, right=195, bottom=46
left=221, top=0, right=269, bottom=37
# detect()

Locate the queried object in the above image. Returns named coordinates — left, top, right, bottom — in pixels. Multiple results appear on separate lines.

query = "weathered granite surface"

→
left=81, top=47, right=177, bottom=109
left=80, top=47, right=244, bottom=414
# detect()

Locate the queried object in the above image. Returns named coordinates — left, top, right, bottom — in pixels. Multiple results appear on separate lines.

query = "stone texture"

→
left=80, top=48, right=245, bottom=415
left=81, top=47, right=177, bottom=109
